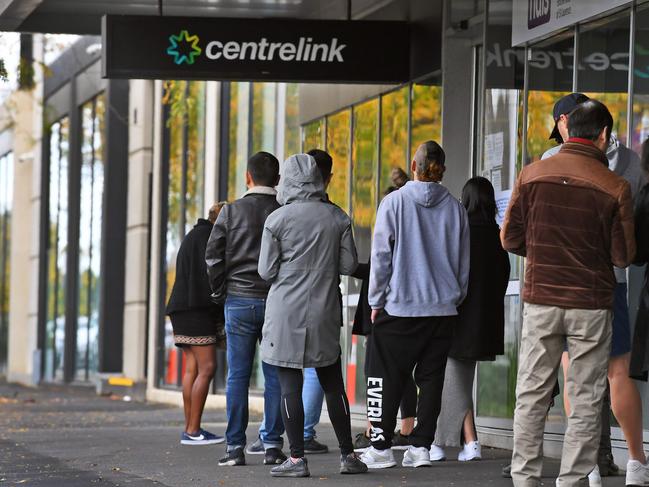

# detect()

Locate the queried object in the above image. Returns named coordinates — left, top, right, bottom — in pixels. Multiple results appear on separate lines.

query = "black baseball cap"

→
left=549, top=93, right=590, bottom=141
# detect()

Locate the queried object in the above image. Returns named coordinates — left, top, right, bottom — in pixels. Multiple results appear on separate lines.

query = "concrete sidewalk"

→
left=0, top=383, right=626, bottom=486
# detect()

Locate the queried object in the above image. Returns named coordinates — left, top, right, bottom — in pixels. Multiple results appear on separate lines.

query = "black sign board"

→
left=102, top=15, right=410, bottom=83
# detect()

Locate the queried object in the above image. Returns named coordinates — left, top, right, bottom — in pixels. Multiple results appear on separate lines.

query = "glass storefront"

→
left=0, top=151, right=13, bottom=377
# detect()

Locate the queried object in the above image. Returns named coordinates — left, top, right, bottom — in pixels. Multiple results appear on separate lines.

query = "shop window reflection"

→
left=380, top=87, right=409, bottom=195
left=324, top=109, right=351, bottom=211
left=252, top=83, right=277, bottom=155
left=228, top=82, right=250, bottom=201
left=302, top=118, right=325, bottom=153
left=410, top=82, right=442, bottom=159
left=284, top=84, right=300, bottom=157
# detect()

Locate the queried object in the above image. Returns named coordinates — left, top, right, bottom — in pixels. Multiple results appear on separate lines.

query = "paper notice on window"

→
left=495, top=189, right=512, bottom=227
left=485, top=132, right=504, bottom=169
left=491, top=167, right=502, bottom=193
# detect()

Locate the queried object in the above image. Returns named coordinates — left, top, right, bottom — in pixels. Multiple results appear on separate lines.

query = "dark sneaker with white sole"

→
left=246, top=437, right=264, bottom=455
left=304, top=438, right=328, bottom=454
left=391, top=430, right=412, bottom=450
left=340, top=453, right=368, bottom=474
left=180, top=429, right=225, bottom=446
left=264, top=448, right=288, bottom=465
left=270, top=457, right=310, bottom=477
left=353, top=432, right=371, bottom=452
left=218, top=447, right=245, bottom=466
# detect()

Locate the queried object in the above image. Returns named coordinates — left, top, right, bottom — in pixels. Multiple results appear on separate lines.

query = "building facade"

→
left=0, top=0, right=647, bottom=461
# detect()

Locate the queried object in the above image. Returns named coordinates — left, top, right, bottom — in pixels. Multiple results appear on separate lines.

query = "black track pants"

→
left=276, top=358, right=354, bottom=458
left=366, top=311, right=453, bottom=450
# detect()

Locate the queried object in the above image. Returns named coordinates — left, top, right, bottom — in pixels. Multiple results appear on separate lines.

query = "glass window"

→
left=45, top=117, right=70, bottom=382
left=228, top=82, right=251, bottom=201
left=284, top=83, right=300, bottom=158
left=76, top=94, right=105, bottom=382
left=410, top=81, right=443, bottom=159
left=0, top=151, right=13, bottom=376
left=578, top=13, right=630, bottom=147
left=380, top=87, right=409, bottom=195
left=302, top=118, right=325, bottom=152
left=161, top=81, right=207, bottom=387
left=325, top=109, right=351, bottom=212
left=252, top=83, right=277, bottom=155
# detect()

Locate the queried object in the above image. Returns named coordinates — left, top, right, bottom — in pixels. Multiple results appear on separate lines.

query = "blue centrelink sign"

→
left=102, top=15, right=410, bottom=83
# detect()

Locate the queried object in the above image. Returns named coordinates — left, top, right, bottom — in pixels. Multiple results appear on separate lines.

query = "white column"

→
left=121, top=79, right=155, bottom=382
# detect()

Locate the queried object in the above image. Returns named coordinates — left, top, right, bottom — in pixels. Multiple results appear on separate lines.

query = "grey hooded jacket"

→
left=258, top=154, right=358, bottom=369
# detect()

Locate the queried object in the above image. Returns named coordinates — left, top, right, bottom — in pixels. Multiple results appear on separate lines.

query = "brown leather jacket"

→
left=501, top=140, right=636, bottom=310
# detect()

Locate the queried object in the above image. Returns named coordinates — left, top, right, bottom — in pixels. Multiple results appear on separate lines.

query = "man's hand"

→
left=371, top=308, right=382, bottom=323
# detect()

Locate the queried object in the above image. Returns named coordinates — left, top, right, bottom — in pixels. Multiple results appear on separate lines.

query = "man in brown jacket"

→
left=502, top=100, right=636, bottom=487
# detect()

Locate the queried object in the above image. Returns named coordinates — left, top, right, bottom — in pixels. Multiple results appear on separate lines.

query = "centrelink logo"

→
left=166, top=30, right=346, bottom=64
left=167, top=30, right=202, bottom=65
left=528, top=0, right=551, bottom=29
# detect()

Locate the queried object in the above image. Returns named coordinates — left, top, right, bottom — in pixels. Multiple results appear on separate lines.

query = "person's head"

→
left=461, top=177, right=497, bottom=221
left=391, top=167, right=409, bottom=188
left=641, top=138, right=649, bottom=177
left=246, top=151, right=280, bottom=188
left=208, top=201, right=227, bottom=224
left=411, top=141, right=446, bottom=183
left=567, top=99, right=614, bottom=152
left=549, top=93, right=590, bottom=144
left=306, top=149, right=333, bottom=188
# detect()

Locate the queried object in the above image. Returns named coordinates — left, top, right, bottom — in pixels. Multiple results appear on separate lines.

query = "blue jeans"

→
left=259, top=367, right=325, bottom=441
left=225, top=296, right=283, bottom=451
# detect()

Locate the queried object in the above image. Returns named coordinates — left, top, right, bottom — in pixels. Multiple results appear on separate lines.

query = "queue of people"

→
left=164, top=93, right=649, bottom=484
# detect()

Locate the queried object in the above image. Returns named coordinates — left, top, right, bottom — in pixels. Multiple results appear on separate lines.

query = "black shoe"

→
left=502, top=464, right=511, bottom=478
left=353, top=432, right=371, bottom=452
left=264, top=448, right=288, bottom=465
left=391, top=430, right=412, bottom=451
left=246, top=437, right=264, bottom=455
left=270, top=457, right=310, bottom=477
left=304, top=437, right=329, bottom=454
left=340, top=453, right=368, bottom=474
left=218, top=447, right=245, bottom=466
left=598, top=452, right=620, bottom=476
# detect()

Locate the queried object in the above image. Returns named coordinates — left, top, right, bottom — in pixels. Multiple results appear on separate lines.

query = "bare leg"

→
left=462, top=410, right=477, bottom=443
left=186, top=345, right=217, bottom=435
left=561, top=351, right=571, bottom=416
left=609, top=353, right=645, bottom=463
left=400, top=417, right=415, bottom=436
left=182, top=347, right=197, bottom=432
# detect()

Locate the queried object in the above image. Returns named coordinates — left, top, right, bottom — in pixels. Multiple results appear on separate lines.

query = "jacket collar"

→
left=559, top=139, right=608, bottom=167
left=243, top=186, right=277, bottom=197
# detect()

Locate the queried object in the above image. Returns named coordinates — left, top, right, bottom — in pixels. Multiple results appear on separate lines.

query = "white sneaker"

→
left=587, top=465, right=602, bottom=487
left=402, top=446, right=433, bottom=468
left=429, top=444, right=446, bottom=461
left=626, top=459, right=649, bottom=486
left=359, top=446, right=397, bottom=469
left=457, top=441, right=481, bottom=462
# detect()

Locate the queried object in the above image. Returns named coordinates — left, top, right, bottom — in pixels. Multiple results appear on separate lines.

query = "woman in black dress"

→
left=166, top=202, right=227, bottom=446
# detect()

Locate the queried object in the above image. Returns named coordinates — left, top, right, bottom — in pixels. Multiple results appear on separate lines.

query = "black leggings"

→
left=277, top=358, right=354, bottom=458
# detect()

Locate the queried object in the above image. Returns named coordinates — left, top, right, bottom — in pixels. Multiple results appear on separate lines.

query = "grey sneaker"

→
left=304, top=437, right=329, bottom=454
left=246, top=437, right=264, bottom=455
left=340, top=453, right=368, bottom=474
left=391, top=430, right=412, bottom=450
left=264, top=448, right=287, bottom=465
left=270, top=457, right=310, bottom=478
left=218, top=447, right=245, bottom=467
left=502, top=463, right=511, bottom=478
left=353, top=432, right=371, bottom=452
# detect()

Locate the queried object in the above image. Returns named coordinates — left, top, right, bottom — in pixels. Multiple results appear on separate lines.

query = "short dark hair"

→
left=567, top=100, right=613, bottom=144
left=247, top=151, right=279, bottom=187
left=461, top=177, right=497, bottom=221
left=307, top=149, right=333, bottom=183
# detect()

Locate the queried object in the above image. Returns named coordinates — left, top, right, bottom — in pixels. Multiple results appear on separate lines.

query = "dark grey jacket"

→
left=205, top=188, right=280, bottom=301
left=259, top=154, right=358, bottom=369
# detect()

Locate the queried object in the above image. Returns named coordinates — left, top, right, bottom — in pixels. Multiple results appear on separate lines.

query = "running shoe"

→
left=360, top=446, right=397, bottom=469
left=270, top=457, right=310, bottom=478
left=353, top=432, right=371, bottom=452
left=218, top=447, right=245, bottom=467
left=264, top=448, right=288, bottom=465
left=391, top=430, right=413, bottom=450
left=340, top=453, right=368, bottom=474
left=403, top=446, right=433, bottom=468
left=180, top=429, right=224, bottom=446
left=303, top=437, right=329, bottom=454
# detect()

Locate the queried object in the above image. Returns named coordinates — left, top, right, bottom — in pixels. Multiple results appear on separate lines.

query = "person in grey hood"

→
left=360, top=140, right=470, bottom=470
left=258, top=153, right=367, bottom=478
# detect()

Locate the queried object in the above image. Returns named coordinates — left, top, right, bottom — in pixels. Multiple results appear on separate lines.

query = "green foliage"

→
left=0, top=58, right=7, bottom=82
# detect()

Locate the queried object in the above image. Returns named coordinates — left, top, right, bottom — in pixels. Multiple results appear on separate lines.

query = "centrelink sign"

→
left=102, top=15, right=410, bottom=83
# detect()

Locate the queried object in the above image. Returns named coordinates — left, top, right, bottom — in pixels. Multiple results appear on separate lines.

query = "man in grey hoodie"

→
left=360, top=141, right=470, bottom=470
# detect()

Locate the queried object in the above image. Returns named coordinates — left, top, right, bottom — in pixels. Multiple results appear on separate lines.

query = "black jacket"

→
left=166, top=219, right=217, bottom=314
left=205, top=190, right=280, bottom=300
left=630, top=184, right=649, bottom=380
left=450, top=215, right=511, bottom=361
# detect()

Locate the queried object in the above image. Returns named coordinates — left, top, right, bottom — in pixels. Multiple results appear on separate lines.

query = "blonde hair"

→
left=208, top=201, right=227, bottom=223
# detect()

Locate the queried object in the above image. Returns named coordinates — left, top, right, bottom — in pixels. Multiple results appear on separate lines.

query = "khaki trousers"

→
left=511, top=303, right=612, bottom=487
